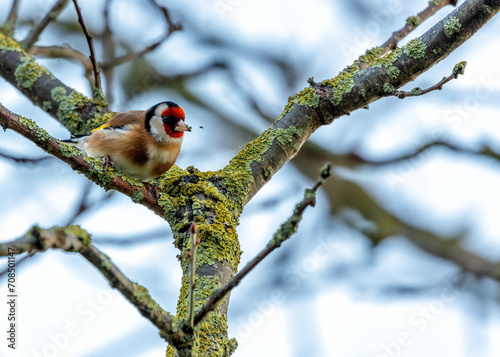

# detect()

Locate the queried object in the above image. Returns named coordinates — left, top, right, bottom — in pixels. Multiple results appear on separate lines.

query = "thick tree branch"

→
left=0, top=105, right=162, bottom=215
left=0, top=32, right=110, bottom=134
left=226, top=0, right=500, bottom=208
left=22, top=0, right=69, bottom=51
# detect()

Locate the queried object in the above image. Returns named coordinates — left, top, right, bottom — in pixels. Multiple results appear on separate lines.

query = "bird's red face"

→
left=161, top=106, right=188, bottom=138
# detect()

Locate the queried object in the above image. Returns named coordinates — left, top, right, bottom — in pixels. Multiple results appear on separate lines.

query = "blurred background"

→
left=1, top=0, right=500, bottom=356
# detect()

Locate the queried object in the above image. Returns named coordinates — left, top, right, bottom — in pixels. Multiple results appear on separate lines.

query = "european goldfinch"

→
left=64, top=101, right=189, bottom=181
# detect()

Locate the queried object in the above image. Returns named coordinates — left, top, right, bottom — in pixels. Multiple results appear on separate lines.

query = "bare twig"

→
left=64, top=182, right=115, bottom=225
left=0, top=150, right=52, bottom=164
left=100, top=0, right=182, bottom=69
left=3, top=0, right=21, bottom=36
left=71, top=0, right=102, bottom=92
left=188, top=222, right=198, bottom=329
left=23, top=0, right=69, bottom=51
left=348, top=139, right=500, bottom=167
left=356, top=0, right=458, bottom=68
left=392, top=61, right=466, bottom=99
left=31, top=45, right=94, bottom=86
left=193, top=163, right=333, bottom=326
left=102, top=0, right=115, bottom=103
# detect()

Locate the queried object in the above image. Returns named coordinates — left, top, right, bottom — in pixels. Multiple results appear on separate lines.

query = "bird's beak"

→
left=174, top=120, right=191, bottom=132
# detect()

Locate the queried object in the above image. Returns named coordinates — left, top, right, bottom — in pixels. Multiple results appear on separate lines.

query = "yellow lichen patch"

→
left=0, top=32, right=24, bottom=52
left=321, top=65, right=359, bottom=105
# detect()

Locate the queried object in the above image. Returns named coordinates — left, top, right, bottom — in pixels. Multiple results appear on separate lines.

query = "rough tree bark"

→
left=1, top=0, right=500, bottom=355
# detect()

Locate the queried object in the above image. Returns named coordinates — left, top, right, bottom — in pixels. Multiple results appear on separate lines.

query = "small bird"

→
left=64, top=101, right=190, bottom=181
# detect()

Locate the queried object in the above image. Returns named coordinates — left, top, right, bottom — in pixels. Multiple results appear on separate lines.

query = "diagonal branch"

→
left=193, top=163, right=332, bottom=326
left=224, top=0, right=500, bottom=208
left=2, top=0, right=21, bottom=36
left=22, top=0, right=70, bottom=51
left=0, top=32, right=110, bottom=134
left=0, top=225, right=179, bottom=343
left=356, top=0, right=458, bottom=68
left=0, top=104, right=162, bottom=215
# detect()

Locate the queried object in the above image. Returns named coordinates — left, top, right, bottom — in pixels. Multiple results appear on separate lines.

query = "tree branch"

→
left=0, top=104, right=162, bottom=215
left=22, top=0, right=70, bottom=51
left=0, top=225, right=181, bottom=343
left=0, top=150, right=52, bottom=164
left=193, top=163, right=332, bottom=326
left=0, top=32, right=110, bottom=134
left=2, top=0, right=21, bottom=36
left=356, top=0, right=458, bottom=69
left=226, top=0, right=500, bottom=207
left=392, top=61, right=466, bottom=98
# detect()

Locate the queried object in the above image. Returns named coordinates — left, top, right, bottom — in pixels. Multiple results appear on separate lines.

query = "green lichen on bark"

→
left=51, top=87, right=114, bottom=134
left=0, top=32, right=23, bottom=52
left=403, top=38, right=427, bottom=59
left=269, top=188, right=316, bottom=247
left=411, top=87, right=423, bottom=96
left=355, top=46, right=384, bottom=64
left=64, top=225, right=92, bottom=246
left=131, top=191, right=144, bottom=203
left=321, top=65, right=358, bottom=105
left=383, top=83, right=395, bottom=94
left=444, top=16, right=462, bottom=37
left=289, top=86, right=320, bottom=108
left=453, top=61, right=467, bottom=76
left=386, top=66, right=401, bottom=80
left=406, top=16, right=420, bottom=27
left=372, top=47, right=403, bottom=68
left=14, top=56, right=51, bottom=89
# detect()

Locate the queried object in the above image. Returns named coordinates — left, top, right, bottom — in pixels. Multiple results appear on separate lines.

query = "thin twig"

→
left=392, top=61, right=466, bottom=99
left=64, top=181, right=115, bottom=225
left=0, top=150, right=53, bottom=164
left=23, top=0, right=69, bottom=51
left=100, top=0, right=182, bottom=69
left=349, top=139, right=500, bottom=167
left=3, top=0, right=21, bottom=35
left=31, top=45, right=94, bottom=87
left=356, top=0, right=458, bottom=68
left=188, top=222, right=198, bottom=329
left=102, top=0, right=115, bottom=103
left=71, top=0, right=102, bottom=92
left=193, top=163, right=333, bottom=326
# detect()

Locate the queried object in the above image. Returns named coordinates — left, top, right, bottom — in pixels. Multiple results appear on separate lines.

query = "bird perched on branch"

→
left=63, top=101, right=190, bottom=181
